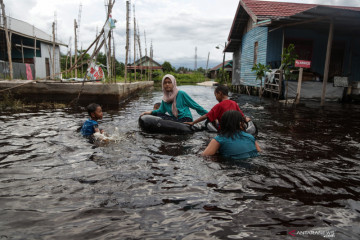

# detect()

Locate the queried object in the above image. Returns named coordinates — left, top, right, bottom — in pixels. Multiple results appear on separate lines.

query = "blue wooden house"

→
left=225, top=0, right=360, bottom=101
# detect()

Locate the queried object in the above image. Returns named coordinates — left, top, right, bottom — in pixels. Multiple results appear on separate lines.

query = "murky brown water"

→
left=1, top=85, right=359, bottom=239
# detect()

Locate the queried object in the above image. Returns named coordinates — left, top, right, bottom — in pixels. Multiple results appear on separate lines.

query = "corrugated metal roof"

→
left=0, top=16, right=67, bottom=46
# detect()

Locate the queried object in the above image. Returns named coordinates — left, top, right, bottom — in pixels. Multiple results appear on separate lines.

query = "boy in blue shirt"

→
left=81, top=103, right=104, bottom=136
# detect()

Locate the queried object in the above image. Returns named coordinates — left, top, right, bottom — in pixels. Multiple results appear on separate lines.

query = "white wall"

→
left=35, top=42, right=61, bottom=79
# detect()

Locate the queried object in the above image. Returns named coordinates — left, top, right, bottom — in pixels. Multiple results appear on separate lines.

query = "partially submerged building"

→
left=225, top=0, right=360, bottom=101
left=0, top=16, right=67, bottom=80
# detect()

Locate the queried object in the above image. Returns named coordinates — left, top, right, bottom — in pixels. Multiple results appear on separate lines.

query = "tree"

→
left=176, top=66, right=190, bottom=73
left=162, top=61, right=175, bottom=73
left=281, top=44, right=298, bottom=81
left=196, top=67, right=205, bottom=74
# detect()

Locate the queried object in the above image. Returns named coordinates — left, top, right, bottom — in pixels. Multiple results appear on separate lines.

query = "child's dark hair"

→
left=87, top=103, right=100, bottom=116
left=154, top=102, right=161, bottom=109
left=215, top=85, right=229, bottom=96
left=219, top=110, right=246, bottom=139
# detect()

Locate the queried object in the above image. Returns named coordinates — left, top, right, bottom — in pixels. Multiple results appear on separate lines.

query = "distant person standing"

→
left=141, top=74, right=208, bottom=122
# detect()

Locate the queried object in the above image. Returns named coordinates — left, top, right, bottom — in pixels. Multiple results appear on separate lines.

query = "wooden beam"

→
left=15, top=44, right=39, bottom=50
left=321, top=19, right=334, bottom=106
left=34, top=33, right=36, bottom=78
left=269, top=16, right=329, bottom=33
left=52, top=22, right=55, bottom=79
left=1, top=0, right=13, bottom=79
left=74, top=19, right=77, bottom=79
left=21, top=39, right=24, bottom=63
left=295, top=67, right=303, bottom=104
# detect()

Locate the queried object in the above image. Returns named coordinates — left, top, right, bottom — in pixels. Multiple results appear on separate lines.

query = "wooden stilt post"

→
left=33, top=25, right=37, bottom=79
left=133, top=4, right=137, bottom=82
left=278, top=70, right=283, bottom=100
left=1, top=0, right=13, bottom=79
left=81, top=46, right=83, bottom=78
left=295, top=67, right=303, bottom=104
left=65, top=53, right=68, bottom=79
left=321, top=19, right=334, bottom=106
left=21, top=39, right=24, bottom=63
left=136, top=21, right=143, bottom=81
left=52, top=22, right=55, bottom=79
left=74, top=19, right=78, bottom=79
left=144, top=30, right=148, bottom=81
left=70, top=50, right=73, bottom=78
left=112, top=34, right=116, bottom=83
left=124, top=0, right=130, bottom=83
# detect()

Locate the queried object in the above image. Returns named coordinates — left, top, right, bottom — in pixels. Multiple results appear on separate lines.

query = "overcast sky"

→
left=5, top=0, right=360, bottom=69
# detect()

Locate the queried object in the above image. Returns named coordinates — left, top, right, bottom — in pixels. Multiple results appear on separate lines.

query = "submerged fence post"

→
left=321, top=18, right=334, bottom=106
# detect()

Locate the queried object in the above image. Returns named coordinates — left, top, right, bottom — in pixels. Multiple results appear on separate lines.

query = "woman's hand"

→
left=141, top=111, right=152, bottom=116
left=184, top=122, right=194, bottom=125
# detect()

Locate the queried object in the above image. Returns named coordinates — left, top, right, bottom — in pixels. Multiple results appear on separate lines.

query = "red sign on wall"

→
left=295, top=60, right=311, bottom=68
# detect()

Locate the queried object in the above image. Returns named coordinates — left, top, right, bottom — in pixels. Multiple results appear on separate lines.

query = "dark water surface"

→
left=1, top=85, right=360, bottom=239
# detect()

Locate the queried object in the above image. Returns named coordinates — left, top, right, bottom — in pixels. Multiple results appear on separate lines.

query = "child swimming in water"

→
left=202, top=110, right=261, bottom=159
left=81, top=103, right=104, bottom=137
left=153, top=102, right=161, bottom=110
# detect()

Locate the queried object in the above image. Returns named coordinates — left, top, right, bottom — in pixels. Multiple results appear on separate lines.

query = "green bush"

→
left=152, top=71, right=206, bottom=84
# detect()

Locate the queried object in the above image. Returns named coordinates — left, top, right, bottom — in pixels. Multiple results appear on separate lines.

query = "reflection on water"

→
left=0, top=85, right=360, bottom=239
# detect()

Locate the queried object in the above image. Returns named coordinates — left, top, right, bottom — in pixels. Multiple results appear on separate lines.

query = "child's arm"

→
left=202, top=139, right=220, bottom=156
left=255, top=140, right=261, bottom=152
left=94, top=126, right=100, bottom=133
left=141, top=111, right=152, bottom=116
left=184, top=114, right=207, bottom=125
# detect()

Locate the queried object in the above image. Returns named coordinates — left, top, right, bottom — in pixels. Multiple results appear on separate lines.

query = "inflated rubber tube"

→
left=139, top=115, right=196, bottom=134
left=139, top=115, right=258, bottom=136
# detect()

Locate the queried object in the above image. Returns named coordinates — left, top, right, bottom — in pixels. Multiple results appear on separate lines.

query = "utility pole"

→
left=124, top=0, right=130, bottom=83
left=1, top=0, right=13, bottom=79
left=150, top=41, right=153, bottom=81
left=206, top=51, right=210, bottom=78
left=52, top=22, right=55, bottom=79
left=222, top=42, right=226, bottom=83
left=74, top=19, right=78, bottom=79
left=144, top=30, right=148, bottom=81
left=194, top=46, right=197, bottom=71
left=137, top=21, right=143, bottom=81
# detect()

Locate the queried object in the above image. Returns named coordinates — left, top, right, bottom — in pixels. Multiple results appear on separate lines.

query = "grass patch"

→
left=0, top=92, right=24, bottom=111
left=0, top=92, right=67, bottom=112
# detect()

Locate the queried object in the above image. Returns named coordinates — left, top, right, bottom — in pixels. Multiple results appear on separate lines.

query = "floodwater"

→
left=0, top=85, right=360, bottom=239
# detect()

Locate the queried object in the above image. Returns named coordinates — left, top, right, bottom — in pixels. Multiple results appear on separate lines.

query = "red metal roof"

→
left=242, top=0, right=360, bottom=19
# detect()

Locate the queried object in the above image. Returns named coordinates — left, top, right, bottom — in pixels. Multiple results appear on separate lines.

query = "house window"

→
left=253, top=41, right=258, bottom=66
